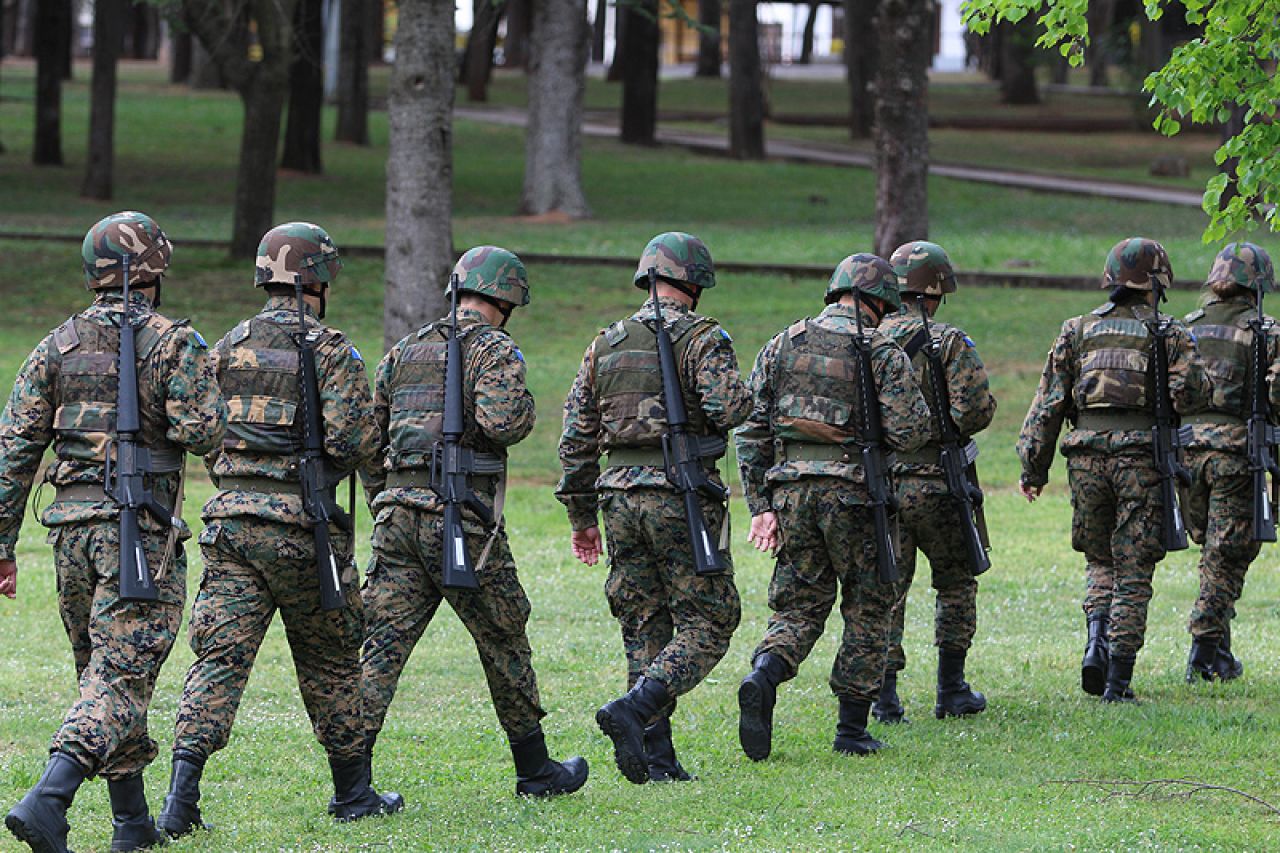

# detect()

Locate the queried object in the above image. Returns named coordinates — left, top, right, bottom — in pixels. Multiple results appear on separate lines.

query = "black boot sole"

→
left=1082, top=660, right=1107, bottom=696
left=595, top=709, right=648, bottom=785
left=5, top=812, right=65, bottom=853
left=737, top=680, right=772, bottom=762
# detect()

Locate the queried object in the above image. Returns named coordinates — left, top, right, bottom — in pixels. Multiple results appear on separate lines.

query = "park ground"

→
left=1, top=63, right=1280, bottom=850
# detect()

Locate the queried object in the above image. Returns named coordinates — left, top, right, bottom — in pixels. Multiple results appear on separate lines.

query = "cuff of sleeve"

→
left=568, top=507, right=598, bottom=532
left=1021, top=471, right=1048, bottom=489
left=745, top=496, right=772, bottom=517
left=0, top=541, right=15, bottom=561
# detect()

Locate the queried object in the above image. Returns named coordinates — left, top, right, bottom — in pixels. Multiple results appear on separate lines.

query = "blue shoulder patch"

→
left=350, top=345, right=363, bottom=362
left=190, top=330, right=207, bottom=349
left=962, top=335, right=976, bottom=348
left=720, top=328, right=733, bottom=342
left=513, top=347, right=525, bottom=363
left=1188, top=330, right=1197, bottom=343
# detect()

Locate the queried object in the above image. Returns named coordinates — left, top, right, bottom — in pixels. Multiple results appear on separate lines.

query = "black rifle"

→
left=293, top=275, right=352, bottom=611
left=105, top=255, right=179, bottom=602
left=917, top=298, right=991, bottom=576
left=852, top=294, right=900, bottom=584
left=1148, top=299, right=1192, bottom=552
left=1247, top=290, right=1280, bottom=541
left=648, top=269, right=728, bottom=576
left=430, top=277, right=493, bottom=589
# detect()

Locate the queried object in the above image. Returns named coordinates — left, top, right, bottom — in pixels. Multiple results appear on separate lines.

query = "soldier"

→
left=156, top=223, right=402, bottom=838
left=1018, top=237, right=1207, bottom=702
left=361, top=247, right=587, bottom=798
left=557, top=232, right=751, bottom=784
left=873, top=241, right=996, bottom=724
left=1, top=212, right=226, bottom=853
left=1181, top=243, right=1278, bottom=681
left=735, top=254, right=930, bottom=761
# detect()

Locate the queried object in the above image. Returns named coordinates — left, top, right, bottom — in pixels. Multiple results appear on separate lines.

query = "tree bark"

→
left=170, top=29, right=192, bottom=83
left=281, top=0, right=324, bottom=172
left=728, top=0, right=764, bottom=159
left=367, top=0, right=385, bottom=62
left=843, top=0, right=876, bottom=139
left=695, top=0, right=720, bottom=77
left=127, top=3, right=160, bottom=59
left=81, top=0, right=126, bottom=198
left=606, top=0, right=625, bottom=81
left=505, top=0, right=531, bottom=68
left=189, top=30, right=223, bottom=89
left=384, top=0, right=453, bottom=348
left=798, top=0, right=818, bottom=64
left=33, top=0, right=67, bottom=165
left=521, top=0, right=590, bottom=217
left=998, top=17, right=1039, bottom=104
left=335, top=0, right=370, bottom=143
left=462, top=0, right=502, bottom=102
left=1085, top=0, right=1114, bottom=88
left=619, top=0, right=657, bottom=144
left=872, top=0, right=929, bottom=257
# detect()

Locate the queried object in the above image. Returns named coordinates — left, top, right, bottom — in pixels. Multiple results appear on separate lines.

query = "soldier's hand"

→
left=1020, top=481, right=1043, bottom=503
left=748, top=512, right=780, bottom=555
left=571, top=527, right=604, bottom=566
left=0, top=559, right=16, bottom=598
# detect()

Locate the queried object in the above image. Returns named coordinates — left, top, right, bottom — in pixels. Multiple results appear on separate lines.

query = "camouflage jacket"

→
left=203, top=296, right=378, bottom=526
left=879, top=307, right=996, bottom=478
left=1017, top=300, right=1208, bottom=487
left=735, top=302, right=931, bottom=516
left=556, top=296, right=751, bottom=532
left=367, top=307, right=533, bottom=514
left=0, top=291, right=225, bottom=558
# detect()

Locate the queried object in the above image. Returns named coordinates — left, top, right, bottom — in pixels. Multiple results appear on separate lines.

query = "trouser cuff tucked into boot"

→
left=510, top=727, right=589, bottom=797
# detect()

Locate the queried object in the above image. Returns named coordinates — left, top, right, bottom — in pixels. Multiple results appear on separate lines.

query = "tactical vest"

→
left=883, top=316, right=944, bottom=429
left=1073, top=304, right=1154, bottom=412
left=592, top=313, right=713, bottom=450
left=49, top=307, right=183, bottom=471
left=772, top=318, right=866, bottom=446
left=218, top=316, right=303, bottom=459
left=1186, top=301, right=1256, bottom=419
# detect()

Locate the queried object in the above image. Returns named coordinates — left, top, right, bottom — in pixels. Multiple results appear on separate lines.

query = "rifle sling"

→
left=157, top=469, right=185, bottom=580
left=902, top=328, right=930, bottom=360
left=473, top=470, right=508, bottom=574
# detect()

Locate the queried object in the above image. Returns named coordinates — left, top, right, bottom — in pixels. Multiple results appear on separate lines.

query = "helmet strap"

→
left=658, top=278, right=701, bottom=310
left=475, top=293, right=515, bottom=327
left=150, top=279, right=163, bottom=309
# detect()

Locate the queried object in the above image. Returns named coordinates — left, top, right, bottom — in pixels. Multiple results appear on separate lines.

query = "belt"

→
left=896, top=445, right=941, bottom=465
left=1074, top=410, right=1156, bottom=431
left=1181, top=412, right=1246, bottom=427
left=54, top=483, right=177, bottom=514
left=605, top=436, right=726, bottom=469
left=215, top=476, right=302, bottom=496
left=386, top=468, right=499, bottom=490
left=779, top=441, right=862, bottom=463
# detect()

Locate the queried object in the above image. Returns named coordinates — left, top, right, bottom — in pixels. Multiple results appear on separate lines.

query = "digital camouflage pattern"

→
left=631, top=232, right=716, bottom=289
left=1206, top=242, right=1274, bottom=293
left=825, top=253, right=902, bottom=308
left=81, top=210, right=173, bottom=288
left=254, top=222, right=342, bottom=287
left=890, top=241, right=958, bottom=296
left=1101, top=237, right=1173, bottom=291
left=448, top=246, right=531, bottom=307
left=174, top=519, right=366, bottom=759
left=1182, top=450, right=1260, bottom=641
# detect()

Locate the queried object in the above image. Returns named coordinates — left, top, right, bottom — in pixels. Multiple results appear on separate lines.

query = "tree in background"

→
left=696, top=0, right=721, bottom=76
left=505, top=0, right=532, bottom=67
left=843, top=0, right=876, bottom=138
left=281, top=0, right=324, bottom=173
left=335, top=0, right=371, bottom=143
left=998, top=15, right=1039, bottom=104
left=522, top=0, right=591, bottom=216
left=728, top=0, right=764, bottom=158
left=33, top=0, right=70, bottom=165
left=618, top=0, right=658, bottom=145
left=462, top=0, right=503, bottom=102
left=872, top=0, right=930, bottom=256
left=82, top=0, right=127, bottom=198
left=1084, top=0, right=1114, bottom=87
left=797, top=0, right=819, bottom=64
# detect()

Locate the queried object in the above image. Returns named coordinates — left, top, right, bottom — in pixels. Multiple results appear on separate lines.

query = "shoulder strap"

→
left=1092, top=302, right=1116, bottom=317
left=901, top=327, right=930, bottom=360
left=229, top=319, right=253, bottom=345
left=51, top=318, right=80, bottom=355
left=1184, top=308, right=1206, bottom=324
left=603, top=320, right=628, bottom=347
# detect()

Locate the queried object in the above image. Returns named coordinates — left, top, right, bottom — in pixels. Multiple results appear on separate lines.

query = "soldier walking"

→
left=735, top=254, right=930, bottom=760
left=557, top=232, right=751, bottom=784
left=873, top=242, right=996, bottom=724
left=2, top=212, right=226, bottom=853
left=158, top=223, right=402, bottom=837
left=1018, top=238, right=1207, bottom=702
left=360, top=247, right=587, bottom=797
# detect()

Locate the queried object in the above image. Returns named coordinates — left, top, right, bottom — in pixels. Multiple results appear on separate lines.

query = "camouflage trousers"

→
left=885, top=476, right=979, bottom=675
left=1183, top=449, right=1260, bottom=640
left=49, top=520, right=187, bottom=780
left=600, top=487, right=740, bottom=696
left=361, top=504, right=545, bottom=741
left=173, top=518, right=365, bottom=760
left=752, top=479, right=895, bottom=703
left=1067, top=451, right=1167, bottom=658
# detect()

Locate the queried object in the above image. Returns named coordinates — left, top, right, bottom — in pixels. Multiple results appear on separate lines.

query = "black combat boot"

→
left=107, top=774, right=165, bottom=851
left=595, top=676, right=671, bottom=784
left=156, top=751, right=207, bottom=839
left=872, top=670, right=908, bottom=724
left=737, top=653, right=789, bottom=762
left=1081, top=611, right=1110, bottom=696
left=934, top=649, right=987, bottom=719
left=1185, top=636, right=1220, bottom=683
left=327, top=754, right=405, bottom=822
left=510, top=727, right=589, bottom=797
left=1215, top=624, right=1244, bottom=681
left=5, top=751, right=86, bottom=853
left=644, top=716, right=692, bottom=782
left=833, top=698, right=886, bottom=756
left=1101, top=654, right=1137, bottom=703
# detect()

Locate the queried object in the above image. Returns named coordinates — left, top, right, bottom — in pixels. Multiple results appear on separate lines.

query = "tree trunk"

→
left=335, top=0, right=370, bottom=143
left=998, top=17, right=1038, bottom=104
left=384, top=0, right=453, bottom=348
left=591, top=0, right=606, bottom=62
left=59, top=0, right=71, bottom=81
left=695, top=0, right=720, bottom=77
left=606, top=0, right=625, bottom=81
left=33, top=0, right=66, bottom=164
left=13, top=0, right=35, bottom=56
left=728, top=0, right=764, bottom=159
left=281, top=0, right=324, bottom=172
left=521, top=0, right=590, bottom=216
left=81, top=0, right=126, bottom=198
left=462, top=0, right=502, bottom=102
left=189, top=33, right=224, bottom=89
left=170, top=29, right=192, bottom=83
left=872, top=0, right=929, bottom=256
left=1085, top=0, right=1113, bottom=87
left=1049, top=51, right=1068, bottom=85
left=505, top=0, right=531, bottom=68
left=1218, top=104, right=1246, bottom=209
left=127, top=3, right=160, bottom=59
left=367, top=0, right=385, bottom=62
left=798, top=0, right=818, bottom=64
left=843, top=0, right=876, bottom=139
left=619, top=0, right=657, bottom=145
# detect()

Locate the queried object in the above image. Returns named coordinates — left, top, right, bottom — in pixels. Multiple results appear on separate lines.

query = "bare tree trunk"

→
left=384, top=0, right=453, bottom=348
left=872, top=0, right=929, bottom=256
left=336, top=0, right=370, bottom=143
left=59, top=0, right=71, bottom=81
left=696, top=0, right=720, bottom=77
left=13, top=0, right=34, bottom=56
left=1049, top=51, right=1068, bottom=85
left=170, top=29, right=192, bottom=83
left=82, top=0, right=126, bottom=198
left=462, top=0, right=502, bottom=102
left=1086, top=0, right=1113, bottom=87
left=591, top=0, right=606, bottom=62
left=522, top=0, right=590, bottom=216
left=606, top=1, right=625, bottom=82
left=189, top=34, right=222, bottom=88
left=728, top=0, right=763, bottom=158
left=619, top=0, right=657, bottom=144
left=843, top=0, right=876, bottom=139
left=798, top=0, right=818, bottom=64
left=998, top=17, right=1039, bottom=104
left=127, top=3, right=160, bottom=58
left=281, top=0, right=324, bottom=172
left=505, top=0, right=531, bottom=68
left=33, top=0, right=66, bottom=164
left=367, top=0, right=385, bottom=62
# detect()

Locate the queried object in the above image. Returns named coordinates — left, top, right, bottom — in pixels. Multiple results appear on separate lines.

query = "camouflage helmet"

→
left=446, top=246, right=530, bottom=307
left=1102, top=237, right=1173, bottom=292
left=81, top=211, right=172, bottom=289
left=254, top=222, right=342, bottom=288
left=826, top=253, right=903, bottom=310
left=890, top=240, right=957, bottom=297
left=1206, top=242, right=1274, bottom=294
left=632, top=232, right=716, bottom=290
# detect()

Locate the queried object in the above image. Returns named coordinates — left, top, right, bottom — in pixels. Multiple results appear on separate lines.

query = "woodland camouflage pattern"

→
left=254, top=222, right=342, bottom=287
left=632, top=232, right=717, bottom=289
left=1206, top=242, right=1274, bottom=293
left=825, top=253, right=902, bottom=308
left=82, top=210, right=172, bottom=288
left=889, top=241, right=958, bottom=296
left=449, top=245, right=531, bottom=306
left=1101, top=237, right=1173, bottom=291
